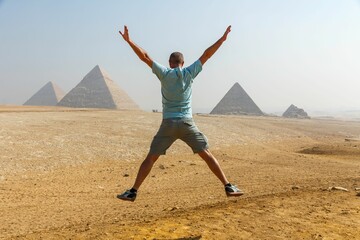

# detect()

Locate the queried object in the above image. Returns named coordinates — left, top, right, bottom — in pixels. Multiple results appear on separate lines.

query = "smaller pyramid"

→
left=282, top=104, right=310, bottom=119
left=24, top=81, right=65, bottom=106
left=57, top=65, right=139, bottom=110
left=210, top=82, right=263, bottom=116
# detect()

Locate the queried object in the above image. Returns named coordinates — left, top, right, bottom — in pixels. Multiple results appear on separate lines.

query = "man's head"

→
left=169, top=52, right=184, bottom=68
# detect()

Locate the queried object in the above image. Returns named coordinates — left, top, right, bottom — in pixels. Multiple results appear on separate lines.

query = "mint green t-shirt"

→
left=152, top=60, right=202, bottom=119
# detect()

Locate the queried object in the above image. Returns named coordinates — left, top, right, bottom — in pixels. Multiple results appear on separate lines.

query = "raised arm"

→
left=119, top=26, right=153, bottom=68
left=199, top=25, right=231, bottom=66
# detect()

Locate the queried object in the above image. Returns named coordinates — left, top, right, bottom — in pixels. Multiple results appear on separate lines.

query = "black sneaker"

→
left=117, top=189, right=137, bottom=202
left=225, top=184, right=244, bottom=197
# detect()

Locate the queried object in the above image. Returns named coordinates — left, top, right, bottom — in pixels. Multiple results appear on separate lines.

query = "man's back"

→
left=152, top=60, right=203, bottom=119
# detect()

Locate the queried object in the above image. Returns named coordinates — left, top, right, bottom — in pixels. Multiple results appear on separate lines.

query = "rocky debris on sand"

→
left=164, top=206, right=179, bottom=211
left=356, top=188, right=360, bottom=197
left=282, top=104, right=310, bottom=119
left=345, top=138, right=360, bottom=142
left=158, top=164, right=166, bottom=170
left=328, top=186, right=349, bottom=192
left=123, top=173, right=129, bottom=177
left=291, top=186, right=301, bottom=190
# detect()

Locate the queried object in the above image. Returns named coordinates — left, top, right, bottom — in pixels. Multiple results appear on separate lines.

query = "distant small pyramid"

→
left=210, top=82, right=263, bottom=116
left=57, top=65, right=139, bottom=110
left=24, top=81, right=65, bottom=106
left=282, top=104, right=310, bottom=119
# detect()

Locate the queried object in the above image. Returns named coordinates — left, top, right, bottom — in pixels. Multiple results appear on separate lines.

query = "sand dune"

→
left=0, top=106, right=359, bottom=239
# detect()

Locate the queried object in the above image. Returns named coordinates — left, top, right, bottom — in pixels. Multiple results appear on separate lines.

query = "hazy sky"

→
left=0, top=0, right=359, bottom=113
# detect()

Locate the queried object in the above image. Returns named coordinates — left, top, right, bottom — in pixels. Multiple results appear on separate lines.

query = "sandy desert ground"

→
left=0, top=106, right=359, bottom=240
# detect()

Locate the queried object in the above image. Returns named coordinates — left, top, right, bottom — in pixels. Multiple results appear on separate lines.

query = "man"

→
left=117, top=25, right=243, bottom=202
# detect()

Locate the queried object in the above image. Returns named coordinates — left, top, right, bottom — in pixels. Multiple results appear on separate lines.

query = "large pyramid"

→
left=24, top=81, right=65, bottom=106
left=57, top=65, right=139, bottom=110
left=210, top=82, right=263, bottom=116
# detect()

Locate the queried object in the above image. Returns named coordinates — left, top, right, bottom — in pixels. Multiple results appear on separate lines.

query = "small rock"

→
left=123, top=173, right=129, bottom=177
left=355, top=187, right=360, bottom=191
left=356, top=192, right=360, bottom=197
left=164, top=206, right=179, bottom=211
left=341, top=209, right=350, bottom=215
left=328, top=186, right=349, bottom=192
left=292, top=186, right=301, bottom=190
left=159, top=164, right=166, bottom=170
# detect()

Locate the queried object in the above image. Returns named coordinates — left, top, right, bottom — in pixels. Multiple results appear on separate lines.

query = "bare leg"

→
left=198, top=149, right=229, bottom=185
left=132, top=153, right=160, bottom=190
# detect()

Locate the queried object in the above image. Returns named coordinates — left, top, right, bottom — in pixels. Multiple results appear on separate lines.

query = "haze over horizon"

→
left=0, top=1, right=359, bottom=114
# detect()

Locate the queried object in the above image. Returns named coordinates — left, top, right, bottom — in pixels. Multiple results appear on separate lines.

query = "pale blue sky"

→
left=0, top=0, right=359, bottom=113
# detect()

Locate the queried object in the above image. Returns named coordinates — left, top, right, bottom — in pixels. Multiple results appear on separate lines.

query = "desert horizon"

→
left=2, top=104, right=360, bottom=121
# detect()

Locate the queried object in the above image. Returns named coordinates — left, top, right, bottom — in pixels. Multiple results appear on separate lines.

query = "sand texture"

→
left=0, top=106, right=359, bottom=239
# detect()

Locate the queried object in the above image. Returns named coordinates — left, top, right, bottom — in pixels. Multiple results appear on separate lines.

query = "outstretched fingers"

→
left=222, top=25, right=231, bottom=41
left=225, top=25, right=231, bottom=35
left=119, top=25, right=129, bottom=41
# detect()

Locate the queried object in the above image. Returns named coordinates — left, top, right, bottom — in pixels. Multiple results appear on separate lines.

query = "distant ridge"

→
left=57, top=65, right=139, bottom=110
left=210, top=82, right=263, bottom=116
left=24, top=81, right=65, bottom=106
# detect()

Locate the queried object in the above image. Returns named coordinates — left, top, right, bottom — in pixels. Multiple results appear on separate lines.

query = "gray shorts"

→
left=149, top=118, right=209, bottom=155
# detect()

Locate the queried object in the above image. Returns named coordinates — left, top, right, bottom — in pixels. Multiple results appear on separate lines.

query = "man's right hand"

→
left=119, top=25, right=130, bottom=42
left=199, top=25, right=232, bottom=66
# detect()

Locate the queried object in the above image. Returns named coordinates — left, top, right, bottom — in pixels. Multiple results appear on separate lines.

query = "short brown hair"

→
left=169, top=52, right=184, bottom=65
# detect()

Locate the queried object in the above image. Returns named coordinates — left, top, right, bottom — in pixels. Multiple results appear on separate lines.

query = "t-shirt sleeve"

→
left=185, top=59, right=203, bottom=79
left=152, top=61, right=168, bottom=81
